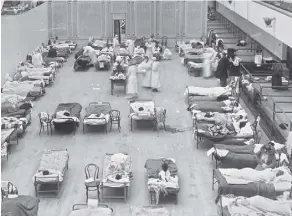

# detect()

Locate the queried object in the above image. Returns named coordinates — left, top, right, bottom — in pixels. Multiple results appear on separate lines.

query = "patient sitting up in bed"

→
left=256, top=142, right=277, bottom=171
left=159, top=163, right=171, bottom=182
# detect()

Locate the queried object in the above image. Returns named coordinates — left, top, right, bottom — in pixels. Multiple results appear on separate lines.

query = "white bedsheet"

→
left=84, top=114, right=110, bottom=125
left=219, top=167, right=292, bottom=191
left=33, top=169, right=64, bottom=182
left=221, top=195, right=292, bottom=216
left=184, top=86, right=232, bottom=97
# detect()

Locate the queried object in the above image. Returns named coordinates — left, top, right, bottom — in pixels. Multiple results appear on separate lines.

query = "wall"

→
left=1, top=2, right=48, bottom=83
left=48, top=0, right=207, bottom=46
left=216, top=1, right=287, bottom=60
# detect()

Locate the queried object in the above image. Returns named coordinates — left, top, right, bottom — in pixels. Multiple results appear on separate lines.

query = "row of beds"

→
left=1, top=151, right=174, bottom=216
left=40, top=98, right=166, bottom=134
left=1, top=41, right=77, bottom=161
left=184, top=79, right=292, bottom=215
left=175, top=29, right=259, bottom=76
left=1, top=39, right=172, bottom=216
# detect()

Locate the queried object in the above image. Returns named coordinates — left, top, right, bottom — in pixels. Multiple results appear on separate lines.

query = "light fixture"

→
left=263, top=17, right=276, bottom=27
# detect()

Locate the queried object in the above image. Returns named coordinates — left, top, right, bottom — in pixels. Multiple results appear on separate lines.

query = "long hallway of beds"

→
left=1, top=52, right=264, bottom=216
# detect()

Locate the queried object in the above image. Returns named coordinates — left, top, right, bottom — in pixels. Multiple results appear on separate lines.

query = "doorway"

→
left=113, top=19, right=126, bottom=43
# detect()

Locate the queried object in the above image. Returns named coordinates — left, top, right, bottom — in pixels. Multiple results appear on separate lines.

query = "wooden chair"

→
left=109, top=110, right=121, bottom=132
left=84, top=164, right=100, bottom=202
left=38, top=112, right=52, bottom=135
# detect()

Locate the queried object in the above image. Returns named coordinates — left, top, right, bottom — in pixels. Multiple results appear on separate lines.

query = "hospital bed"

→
left=212, top=167, right=292, bottom=203
left=69, top=204, right=113, bottom=216
left=184, top=79, right=239, bottom=105
left=211, top=141, right=287, bottom=169
left=83, top=102, right=111, bottom=133
left=145, top=158, right=180, bottom=205
left=100, top=153, right=132, bottom=201
left=129, top=100, right=166, bottom=131
left=194, top=115, right=258, bottom=149
left=33, top=149, right=69, bottom=196
left=130, top=206, right=171, bottom=216
left=1, top=94, right=33, bottom=121
left=51, top=103, right=82, bottom=134
left=2, top=195, right=40, bottom=216
left=217, top=194, right=292, bottom=216
left=2, top=81, right=43, bottom=99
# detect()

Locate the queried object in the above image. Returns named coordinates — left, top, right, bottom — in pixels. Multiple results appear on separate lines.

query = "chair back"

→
left=110, top=110, right=120, bottom=120
left=85, top=164, right=99, bottom=180
left=38, top=112, right=50, bottom=125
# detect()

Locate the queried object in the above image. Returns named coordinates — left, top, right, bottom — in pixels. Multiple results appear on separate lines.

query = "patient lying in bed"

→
left=33, top=169, right=64, bottom=182
left=52, top=110, right=80, bottom=123
left=222, top=195, right=292, bottom=216
left=220, top=167, right=292, bottom=192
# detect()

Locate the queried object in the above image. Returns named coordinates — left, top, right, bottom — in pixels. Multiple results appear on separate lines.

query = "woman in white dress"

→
left=145, top=38, right=154, bottom=59
left=202, top=47, right=217, bottom=78
left=126, top=61, right=138, bottom=99
left=127, top=38, right=135, bottom=56
left=83, top=45, right=97, bottom=66
left=113, top=35, right=120, bottom=60
left=141, top=56, right=153, bottom=88
left=150, top=57, right=161, bottom=92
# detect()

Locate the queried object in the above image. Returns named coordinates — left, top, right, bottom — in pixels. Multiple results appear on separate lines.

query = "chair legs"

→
left=85, top=187, right=100, bottom=202
left=39, top=124, right=52, bottom=135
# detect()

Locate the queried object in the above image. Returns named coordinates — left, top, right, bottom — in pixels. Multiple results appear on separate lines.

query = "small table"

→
left=110, top=79, right=126, bottom=95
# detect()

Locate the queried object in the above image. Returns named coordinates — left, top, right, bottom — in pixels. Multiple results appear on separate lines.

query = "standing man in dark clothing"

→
left=215, top=52, right=229, bottom=87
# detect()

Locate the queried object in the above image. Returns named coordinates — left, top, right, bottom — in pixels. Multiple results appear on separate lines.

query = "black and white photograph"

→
left=1, top=0, right=292, bottom=215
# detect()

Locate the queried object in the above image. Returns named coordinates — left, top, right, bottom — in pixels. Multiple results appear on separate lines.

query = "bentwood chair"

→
left=84, top=164, right=100, bottom=202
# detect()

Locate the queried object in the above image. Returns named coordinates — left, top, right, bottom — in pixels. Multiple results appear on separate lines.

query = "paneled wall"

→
left=48, top=0, right=208, bottom=46
left=1, top=2, right=48, bottom=83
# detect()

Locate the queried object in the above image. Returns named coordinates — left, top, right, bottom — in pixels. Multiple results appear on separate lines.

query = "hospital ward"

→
left=1, top=1, right=292, bottom=216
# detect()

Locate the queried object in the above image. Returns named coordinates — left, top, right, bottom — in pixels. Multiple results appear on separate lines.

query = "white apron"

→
left=150, top=61, right=161, bottom=89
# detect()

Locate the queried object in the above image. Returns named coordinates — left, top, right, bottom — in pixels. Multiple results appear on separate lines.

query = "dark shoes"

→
left=152, top=88, right=158, bottom=92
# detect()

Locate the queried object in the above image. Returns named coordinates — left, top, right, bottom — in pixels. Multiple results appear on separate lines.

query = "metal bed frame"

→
left=129, top=100, right=166, bottom=131
left=100, top=153, right=132, bottom=202
left=34, top=149, right=69, bottom=196
left=186, top=78, right=240, bottom=106
left=82, top=102, right=111, bottom=134
left=194, top=114, right=260, bottom=149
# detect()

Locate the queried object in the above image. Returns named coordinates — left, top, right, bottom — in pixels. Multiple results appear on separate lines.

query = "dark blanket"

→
left=85, top=103, right=111, bottom=117
left=55, top=103, right=82, bottom=119
left=215, top=170, right=276, bottom=199
left=2, top=196, right=40, bottom=216
left=216, top=152, right=258, bottom=169
left=145, top=158, right=178, bottom=179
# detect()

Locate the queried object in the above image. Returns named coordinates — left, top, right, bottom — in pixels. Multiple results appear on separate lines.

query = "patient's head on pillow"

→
left=276, top=170, right=284, bottom=177
left=138, top=107, right=144, bottom=111
left=115, top=174, right=122, bottom=180
left=64, top=111, right=70, bottom=116
left=42, top=170, right=49, bottom=175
